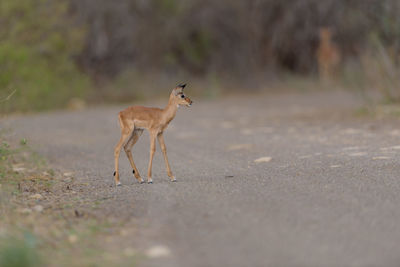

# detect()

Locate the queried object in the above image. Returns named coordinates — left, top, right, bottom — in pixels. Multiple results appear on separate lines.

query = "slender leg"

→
left=158, top=133, right=176, bottom=181
left=147, top=131, right=157, bottom=184
left=114, top=129, right=131, bottom=186
left=124, top=129, right=144, bottom=183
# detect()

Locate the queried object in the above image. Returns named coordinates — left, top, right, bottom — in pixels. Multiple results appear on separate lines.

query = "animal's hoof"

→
left=171, top=177, right=177, bottom=182
left=116, top=182, right=121, bottom=186
left=148, top=181, right=153, bottom=184
left=140, top=180, right=145, bottom=184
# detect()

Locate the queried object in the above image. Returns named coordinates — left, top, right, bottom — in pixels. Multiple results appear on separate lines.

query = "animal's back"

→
left=119, top=105, right=163, bottom=129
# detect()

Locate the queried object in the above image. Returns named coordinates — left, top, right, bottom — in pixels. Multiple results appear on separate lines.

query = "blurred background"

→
left=2, top=2, right=400, bottom=266
left=1, top=0, right=400, bottom=112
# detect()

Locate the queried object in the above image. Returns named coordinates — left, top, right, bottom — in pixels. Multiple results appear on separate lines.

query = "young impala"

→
left=113, top=83, right=192, bottom=185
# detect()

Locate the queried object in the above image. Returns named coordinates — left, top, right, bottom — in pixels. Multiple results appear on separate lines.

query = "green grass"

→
left=0, top=0, right=90, bottom=113
left=0, top=141, right=17, bottom=180
left=0, top=137, right=46, bottom=187
left=0, top=233, right=42, bottom=267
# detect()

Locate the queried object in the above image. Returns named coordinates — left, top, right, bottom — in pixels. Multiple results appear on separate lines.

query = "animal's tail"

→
left=117, top=112, right=125, bottom=132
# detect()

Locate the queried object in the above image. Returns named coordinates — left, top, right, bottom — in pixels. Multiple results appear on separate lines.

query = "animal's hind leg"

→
left=114, top=128, right=131, bottom=186
left=124, top=129, right=144, bottom=183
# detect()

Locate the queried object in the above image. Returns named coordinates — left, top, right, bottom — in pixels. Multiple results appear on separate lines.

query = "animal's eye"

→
left=181, top=94, right=185, bottom=98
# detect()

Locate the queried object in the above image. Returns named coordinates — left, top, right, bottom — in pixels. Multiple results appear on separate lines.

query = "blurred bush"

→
left=70, top=0, right=400, bottom=76
left=1, top=0, right=400, bottom=112
left=0, top=0, right=89, bottom=112
left=352, top=34, right=400, bottom=103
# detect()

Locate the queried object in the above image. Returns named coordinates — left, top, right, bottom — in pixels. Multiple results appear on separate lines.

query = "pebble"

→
left=254, top=157, right=272, bottom=163
left=33, top=205, right=44, bottom=212
left=18, top=208, right=32, bottom=214
left=30, top=193, right=43, bottom=200
left=68, top=235, right=78, bottom=244
left=146, top=245, right=171, bottom=258
left=63, top=172, right=74, bottom=177
left=372, top=156, right=391, bottom=160
left=12, top=164, right=25, bottom=172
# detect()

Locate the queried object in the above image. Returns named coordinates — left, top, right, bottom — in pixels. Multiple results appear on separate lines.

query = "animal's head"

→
left=319, top=27, right=332, bottom=41
left=171, top=83, right=193, bottom=107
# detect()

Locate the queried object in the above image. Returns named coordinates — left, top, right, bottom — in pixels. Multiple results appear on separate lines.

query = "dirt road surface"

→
left=4, top=91, right=400, bottom=267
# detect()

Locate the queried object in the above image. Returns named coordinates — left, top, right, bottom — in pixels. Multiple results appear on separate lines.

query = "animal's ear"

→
left=173, top=83, right=186, bottom=95
left=178, top=83, right=186, bottom=89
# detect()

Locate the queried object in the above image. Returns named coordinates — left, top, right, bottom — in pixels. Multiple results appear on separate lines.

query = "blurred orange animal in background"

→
left=316, top=27, right=341, bottom=80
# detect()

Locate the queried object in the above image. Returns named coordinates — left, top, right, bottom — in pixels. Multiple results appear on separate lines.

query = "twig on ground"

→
left=0, top=89, right=16, bottom=102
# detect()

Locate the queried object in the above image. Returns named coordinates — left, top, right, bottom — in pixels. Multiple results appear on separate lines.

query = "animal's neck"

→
left=321, top=37, right=331, bottom=45
left=162, top=96, right=178, bottom=123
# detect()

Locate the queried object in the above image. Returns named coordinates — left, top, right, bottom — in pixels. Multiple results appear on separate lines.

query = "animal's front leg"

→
left=158, top=133, right=176, bottom=182
left=147, top=132, right=157, bottom=184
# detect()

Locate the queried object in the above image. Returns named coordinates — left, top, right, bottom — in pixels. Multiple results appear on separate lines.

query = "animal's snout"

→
left=185, top=97, right=193, bottom=106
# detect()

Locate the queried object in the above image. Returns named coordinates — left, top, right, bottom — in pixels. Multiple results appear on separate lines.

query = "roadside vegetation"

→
left=0, top=0, right=399, bottom=112
left=0, top=133, right=139, bottom=266
left=0, top=0, right=88, bottom=113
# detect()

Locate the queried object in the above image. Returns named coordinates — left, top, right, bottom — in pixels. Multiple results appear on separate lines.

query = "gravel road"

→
left=4, top=90, right=400, bottom=267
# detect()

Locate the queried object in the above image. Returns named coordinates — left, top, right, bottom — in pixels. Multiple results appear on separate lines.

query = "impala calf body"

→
left=316, top=27, right=341, bottom=81
left=113, top=84, right=192, bottom=185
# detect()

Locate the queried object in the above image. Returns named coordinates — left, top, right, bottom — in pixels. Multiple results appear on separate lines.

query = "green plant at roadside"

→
left=0, top=141, right=12, bottom=179
left=0, top=233, right=42, bottom=267
left=0, top=0, right=90, bottom=113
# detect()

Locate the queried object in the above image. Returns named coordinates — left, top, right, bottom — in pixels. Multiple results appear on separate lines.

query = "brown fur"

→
left=113, top=85, right=192, bottom=185
left=316, top=28, right=341, bottom=80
